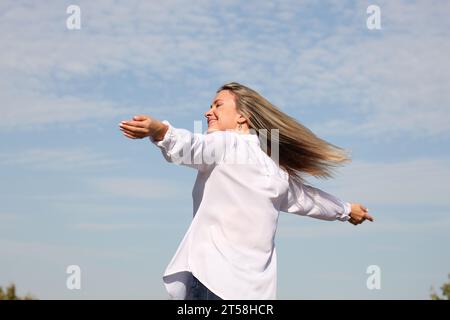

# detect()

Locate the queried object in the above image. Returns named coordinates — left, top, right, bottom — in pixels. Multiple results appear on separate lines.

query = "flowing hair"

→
left=217, top=82, right=351, bottom=183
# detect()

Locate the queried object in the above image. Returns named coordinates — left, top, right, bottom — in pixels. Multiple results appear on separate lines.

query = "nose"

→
left=204, top=107, right=214, bottom=119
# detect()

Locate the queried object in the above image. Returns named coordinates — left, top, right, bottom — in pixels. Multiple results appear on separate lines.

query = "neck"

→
left=236, top=126, right=250, bottom=134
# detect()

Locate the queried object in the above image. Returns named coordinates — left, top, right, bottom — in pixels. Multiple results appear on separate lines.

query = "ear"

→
left=237, top=114, right=247, bottom=125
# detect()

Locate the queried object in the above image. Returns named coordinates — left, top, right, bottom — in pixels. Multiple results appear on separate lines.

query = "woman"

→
left=119, top=82, right=374, bottom=300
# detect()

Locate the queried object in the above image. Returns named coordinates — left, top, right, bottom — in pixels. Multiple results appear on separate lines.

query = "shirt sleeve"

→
left=149, top=120, right=234, bottom=171
left=280, top=177, right=352, bottom=221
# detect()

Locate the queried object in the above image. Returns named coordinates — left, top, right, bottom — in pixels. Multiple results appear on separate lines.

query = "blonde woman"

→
left=119, top=82, right=374, bottom=300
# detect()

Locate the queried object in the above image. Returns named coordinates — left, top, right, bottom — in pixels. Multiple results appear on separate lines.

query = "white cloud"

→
left=72, top=223, right=150, bottom=231
left=88, top=177, right=184, bottom=200
left=0, top=0, right=448, bottom=138
left=309, top=32, right=450, bottom=139
left=319, top=157, right=450, bottom=206
left=0, top=76, right=169, bottom=131
left=0, top=239, right=132, bottom=261
left=0, top=212, right=21, bottom=224
left=0, top=147, right=122, bottom=170
left=278, top=214, right=450, bottom=239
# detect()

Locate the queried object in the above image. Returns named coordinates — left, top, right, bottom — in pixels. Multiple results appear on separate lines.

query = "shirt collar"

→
left=205, top=130, right=260, bottom=144
left=238, top=132, right=260, bottom=144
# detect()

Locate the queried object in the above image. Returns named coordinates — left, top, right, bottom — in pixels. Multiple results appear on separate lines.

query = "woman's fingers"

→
left=348, top=217, right=360, bottom=225
left=119, top=121, right=150, bottom=139
left=349, top=212, right=374, bottom=225
left=121, top=120, right=147, bottom=128
left=120, top=128, right=135, bottom=137
left=122, top=131, right=138, bottom=139
left=119, top=116, right=152, bottom=139
left=120, top=123, right=147, bottom=133
left=120, top=127, right=142, bottom=139
left=121, top=131, right=142, bottom=139
left=133, top=115, right=149, bottom=121
left=359, top=204, right=374, bottom=222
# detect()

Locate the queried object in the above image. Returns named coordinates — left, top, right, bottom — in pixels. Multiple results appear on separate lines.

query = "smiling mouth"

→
left=208, top=119, right=217, bottom=125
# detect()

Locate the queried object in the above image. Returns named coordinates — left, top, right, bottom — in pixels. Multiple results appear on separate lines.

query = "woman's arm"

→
left=119, top=115, right=233, bottom=171
left=280, top=177, right=374, bottom=224
left=119, top=115, right=204, bottom=170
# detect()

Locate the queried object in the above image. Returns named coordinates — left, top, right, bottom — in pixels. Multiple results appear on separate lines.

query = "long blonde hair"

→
left=217, top=82, right=351, bottom=183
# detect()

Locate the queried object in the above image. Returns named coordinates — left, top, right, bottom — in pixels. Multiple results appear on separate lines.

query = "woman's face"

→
left=204, top=90, right=243, bottom=133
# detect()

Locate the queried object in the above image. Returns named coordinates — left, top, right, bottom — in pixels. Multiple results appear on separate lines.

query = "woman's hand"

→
left=119, top=115, right=168, bottom=141
left=348, top=203, right=374, bottom=226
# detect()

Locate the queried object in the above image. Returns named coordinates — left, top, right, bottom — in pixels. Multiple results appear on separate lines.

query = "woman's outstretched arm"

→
left=280, top=177, right=374, bottom=225
left=119, top=114, right=205, bottom=170
left=119, top=114, right=233, bottom=171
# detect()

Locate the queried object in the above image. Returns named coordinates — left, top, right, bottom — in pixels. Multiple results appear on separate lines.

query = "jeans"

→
left=186, top=275, right=223, bottom=300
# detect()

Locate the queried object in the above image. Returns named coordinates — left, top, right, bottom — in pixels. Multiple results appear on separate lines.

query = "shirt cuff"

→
left=338, top=201, right=352, bottom=221
left=149, top=120, right=173, bottom=149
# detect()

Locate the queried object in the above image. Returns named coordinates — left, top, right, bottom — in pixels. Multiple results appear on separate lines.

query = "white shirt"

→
left=150, top=120, right=351, bottom=300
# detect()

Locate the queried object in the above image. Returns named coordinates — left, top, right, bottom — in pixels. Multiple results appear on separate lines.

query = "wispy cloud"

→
left=88, top=177, right=185, bottom=200
left=0, top=212, right=21, bottom=224
left=72, top=223, right=150, bottom=231
left=0, top=1, right=448, bottom=138
left=0, top=147, right=122, bottom=170
left=0, top=239, right=134, bottom=261
left=1, top=90, right=128, bottom=131
left=278, top=215, right=450, bottom=239
left=326, top=157, right=450, bottom=206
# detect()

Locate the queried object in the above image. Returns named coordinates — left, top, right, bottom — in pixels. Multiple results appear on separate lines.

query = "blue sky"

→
left=1, top=0, right=449, bottom=299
